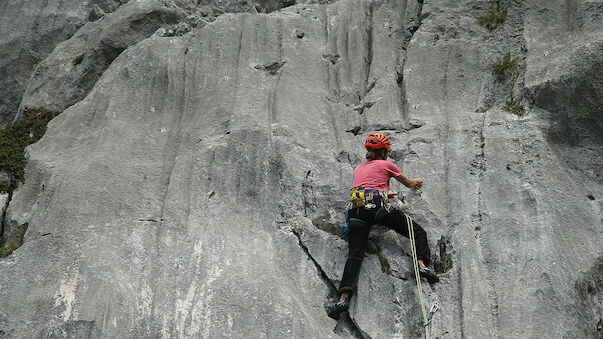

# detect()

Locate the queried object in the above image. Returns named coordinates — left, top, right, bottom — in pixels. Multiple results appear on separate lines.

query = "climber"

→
left=326, top=132, right=439, bottom=319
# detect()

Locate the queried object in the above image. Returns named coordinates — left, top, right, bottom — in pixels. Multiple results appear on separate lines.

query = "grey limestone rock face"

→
left=0, top=0, right=129, bottom=126
left=0, top=0, right=601, bottom=338
left=523, top=0, right=603, bottom=185
left=17, top=0, right=187, bottom=115
left=1, top=0, right=299, bottom=126
left=0, top=193, right=8, bottom=221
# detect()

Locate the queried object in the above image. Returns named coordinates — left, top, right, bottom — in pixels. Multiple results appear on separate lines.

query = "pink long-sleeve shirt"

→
left=353, top=160, right=402, bottom=191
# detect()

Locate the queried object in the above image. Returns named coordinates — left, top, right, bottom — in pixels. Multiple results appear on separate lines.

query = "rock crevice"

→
left=292, top=228, right=371, bottom=339
left=0, top=0, right=601, bottom=337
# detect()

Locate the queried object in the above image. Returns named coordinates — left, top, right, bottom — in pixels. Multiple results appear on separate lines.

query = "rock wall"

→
left=0, top=0, right=128, bottom=126
left=0, top=0, right=298, bottom=126
left=16, top=0, right=187, bottom=115
left=0, top=0, right=601, bottom=337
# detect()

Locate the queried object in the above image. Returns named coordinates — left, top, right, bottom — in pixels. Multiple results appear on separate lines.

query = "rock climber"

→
left=326, top=132, right=439, bottom=319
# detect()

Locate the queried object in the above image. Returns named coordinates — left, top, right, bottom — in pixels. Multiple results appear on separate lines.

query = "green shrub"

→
left=491, top=55, right=520, bottom=81
left=504, top=100, right=524, bottom=115
left=477, top=10, right=507, bottom=30
left=0, top=245, right=18, bottom=257
left=0, top=107, right=61, bottom=192
left=436, top=260, right=453, bottom=274
left=72, top=52, right=85, bottom=66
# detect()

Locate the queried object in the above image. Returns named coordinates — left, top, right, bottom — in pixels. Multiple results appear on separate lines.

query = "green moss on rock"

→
left=504, top=100, right=525, bottom=115
left=366, top=241, right=392, bottom=275
left=491, top=55, right=520, bottom=82
left=0, top=245, right=18, bottom=257
left=378, top=253, right=391, bottom=275
left=436, top=259, right=453, bottom=274
left=477, top=10, right=507, bottom=30
left=72, top=52, right=85, bottom=66
left=0, top=107, right=61, bottom=193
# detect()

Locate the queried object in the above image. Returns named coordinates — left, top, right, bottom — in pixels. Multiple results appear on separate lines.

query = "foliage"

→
left=0, top=245, right=18, bottom=257
left=477, top=10, right=507, bottom=30
left=378, top=254, right=391, bottom=275
left=504, top=100, right=525, bottom=115
left=491, top=55, right=520, bottom=81
left=436, top=260, right=453, bottom=274
left=72, top=52, right=85, bottom=65
left=0, top=107, right=61, bottom=192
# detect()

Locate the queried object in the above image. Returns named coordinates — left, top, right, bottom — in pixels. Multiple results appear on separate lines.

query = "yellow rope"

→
left=406, top=214, right=430, bottom=339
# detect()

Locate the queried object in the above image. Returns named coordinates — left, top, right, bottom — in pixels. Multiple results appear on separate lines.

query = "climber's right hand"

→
left=410, top=178, right=423, bottom=188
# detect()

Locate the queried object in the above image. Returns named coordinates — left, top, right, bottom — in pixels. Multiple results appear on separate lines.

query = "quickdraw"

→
left=424, top=302, right=439, bottom=326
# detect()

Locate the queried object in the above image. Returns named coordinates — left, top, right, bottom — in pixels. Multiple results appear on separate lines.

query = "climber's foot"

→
left=419, top=266, right=440, bottom=284
left=325, top=297, right=350, bottom=319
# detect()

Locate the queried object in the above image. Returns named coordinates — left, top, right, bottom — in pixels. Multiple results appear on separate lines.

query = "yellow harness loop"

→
left=407, top=214, right=430, bottom=339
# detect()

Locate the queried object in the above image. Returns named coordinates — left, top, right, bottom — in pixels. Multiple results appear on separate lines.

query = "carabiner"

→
left=424, top=302, right=439, bottom=326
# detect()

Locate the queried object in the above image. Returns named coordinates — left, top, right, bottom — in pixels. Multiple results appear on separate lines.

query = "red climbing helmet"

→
left=365, top=132, right=391, bottom=150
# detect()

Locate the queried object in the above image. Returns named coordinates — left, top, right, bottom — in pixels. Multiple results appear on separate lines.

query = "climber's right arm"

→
left=395, top=174, right=423, bottom=188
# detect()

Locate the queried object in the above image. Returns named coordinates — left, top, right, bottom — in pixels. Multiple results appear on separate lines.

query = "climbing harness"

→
left=342, top=186, right=366, bottom=237
left=407, top=213, right=433, bottom=339
left=342, top=187, right=389, bottom=237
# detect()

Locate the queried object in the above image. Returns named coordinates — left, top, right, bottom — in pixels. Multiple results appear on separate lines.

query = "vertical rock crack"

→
left=0, top=191, right=11, bottom=247
left=291, top=229, right=373, bottom=339
left=397, top=0, right=425, bottom=125
left=473, top=112, right=501, bottom=338
left=364, top=1, right=374, bottom=95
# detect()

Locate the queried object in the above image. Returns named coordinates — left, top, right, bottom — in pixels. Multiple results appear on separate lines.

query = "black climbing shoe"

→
left=325, top=298, right=350, bottom=319
left=419, top=266, right=439, bottom=284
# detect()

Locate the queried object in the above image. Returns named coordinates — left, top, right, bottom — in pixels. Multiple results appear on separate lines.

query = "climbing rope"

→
left=406, top=214, right=431, bottom=339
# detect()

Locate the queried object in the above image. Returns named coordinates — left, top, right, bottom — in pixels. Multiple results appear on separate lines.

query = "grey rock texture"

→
left=0, top=0, right=128, bottom=126
left=1, top=0, right=298, bottom=126
left=524, top=0, right=603, bottom=185
left=18, top=1, right=187, bottom=114
left=0, top=0, right=602, bottom=338
left=0, top=193, right=8, bottom=219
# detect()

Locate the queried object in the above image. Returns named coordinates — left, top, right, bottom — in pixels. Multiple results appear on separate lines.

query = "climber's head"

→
left=365, top=132, right=391, bottom=160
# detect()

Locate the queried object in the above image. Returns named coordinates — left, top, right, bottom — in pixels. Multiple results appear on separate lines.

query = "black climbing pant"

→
left=338, top=207, right=431, bottom=295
